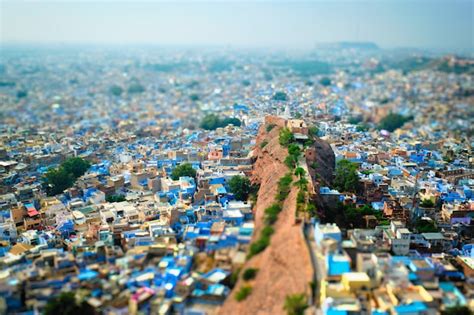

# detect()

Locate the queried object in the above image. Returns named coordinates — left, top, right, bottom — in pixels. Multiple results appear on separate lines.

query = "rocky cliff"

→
left=219, top=116, right=334, bottom=315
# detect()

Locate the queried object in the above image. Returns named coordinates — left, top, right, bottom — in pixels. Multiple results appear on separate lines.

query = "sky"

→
left=1, top=0, right=473, bottom=52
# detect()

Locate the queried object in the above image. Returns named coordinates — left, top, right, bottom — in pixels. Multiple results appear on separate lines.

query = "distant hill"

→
left=338, top=41, right=380, bottom=50
left=316, top=41, right=380, bottom=50
left=388, top=55, right=474, bottom=74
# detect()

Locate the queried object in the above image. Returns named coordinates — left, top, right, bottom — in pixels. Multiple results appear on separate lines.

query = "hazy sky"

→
left=1, top=0, right=473, bottom=52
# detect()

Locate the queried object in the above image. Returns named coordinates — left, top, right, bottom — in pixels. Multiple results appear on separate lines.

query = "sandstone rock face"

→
left=219, top=116, right=334, bottom=315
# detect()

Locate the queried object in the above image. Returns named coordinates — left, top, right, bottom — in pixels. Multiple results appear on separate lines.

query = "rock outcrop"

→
left=219, top=116, right=334, bottom=315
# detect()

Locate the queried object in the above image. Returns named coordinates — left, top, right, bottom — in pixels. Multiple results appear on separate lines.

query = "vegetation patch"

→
left=378, top=112, right=413, bottom=132
left=106, top=195, right=126, bottom=203
left=235, top=286, right=253, bottom=302
left=43, top=157, right=91, bottom=196
left=276, top=173, right=293, bottom=202
left=242, top=268, right=259, bottom=281
left=200, top=113, right=242, bottom=130
left=171, top=163, right=197, bottom=180
left=279, top=128, right=295, bottom=147
left=284, top=293, right=308, bottom=315
left=334, top=159, right=359, bottom=193
left=266, top=123, right=276, bottom=132
left=228, top=175, right=252, bottom=201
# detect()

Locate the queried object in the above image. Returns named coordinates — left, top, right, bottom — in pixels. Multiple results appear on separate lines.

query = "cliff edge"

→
left=219, top=116, right=334, bottom=315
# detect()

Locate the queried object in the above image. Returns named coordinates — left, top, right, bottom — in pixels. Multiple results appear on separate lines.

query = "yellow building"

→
left=341, top=272, right=371, bottom=292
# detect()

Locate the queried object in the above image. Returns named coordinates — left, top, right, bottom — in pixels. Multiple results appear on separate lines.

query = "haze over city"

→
left=1, top=0, right=473, bottom=53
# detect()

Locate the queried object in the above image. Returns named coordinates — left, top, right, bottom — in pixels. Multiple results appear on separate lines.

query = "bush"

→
left=297, top=190, right=305, bottom=204
left=235, top=286, right=253, bottom=302
left=284, top=155, right=297, bottom=169
left=306, top=203, right=317, bottom=217
left=260, top=140, right=269, bottom=148
left=242, top=268, right=258, bottom=281
left=248, top=237, right=270, bottom=258
left=279, top=128, right=294, bottom=147
left=171, top=163, right=196, bottom=180
left=264, top=203, right=282, bottom=225
left=277, top=174, right=293, bottom=202
left=284, top=293, right=308, bottom=315
left=294, top=167, right=305, bottom=178
left=266, top=124, right=276, bottom=132
left=261, top=226, right=274, bottom=238
left=225, top=268, right=240, bottom=289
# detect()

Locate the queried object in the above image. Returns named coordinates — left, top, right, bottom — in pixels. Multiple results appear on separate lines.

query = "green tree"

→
left=288, top=144, right=301, bottom=158
left=171, top=163, right=197, bottom=180
left=127, top=82, right=145, bottom=94
left=221, top=117, right=242, bottom=127
left=200, top=114, right=241, bottom=130
left=420, top=199, right=434, bottom=208
left=62, top=157, right=91, bottom=178
left=356, top=123, right=369, bottom=132
left=44, top=168, right=74, bottom=196
left=414, top=218, right=438, bottom=233
left=228, top=175, right=251, bottom=201
left=109, top=85, right=123, bottom=96
left=42, top=157, right=90, bottom=196
left=106, top=195, right=126, bottom=203
left=441, top=305, right=473, bottom=315
left=348, top=116, right=363, bottom=124
left=334, top=159, right=359, bottom=193
left=200, top=114, right=221, bottom=130
left=319, top=77, right=331, bottom=86
left=378, top=113, right=413, bottom=132
left=17, top=90, right=28, bottom=98
left=189, top=94, right=199, bottom=101
left=272, top=91, right=288, bottom=101
left=44, top=292, right=96, bottom=315
left=284, top=293, right=308, bottom=315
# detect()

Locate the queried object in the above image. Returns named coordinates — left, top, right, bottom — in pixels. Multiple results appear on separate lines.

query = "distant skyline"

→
left=1, top=0, right=473, bottom=53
